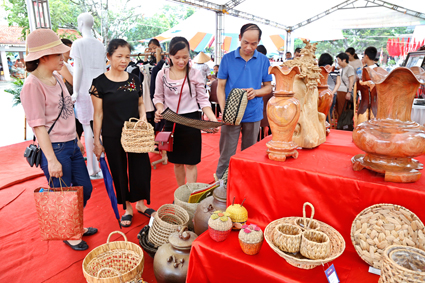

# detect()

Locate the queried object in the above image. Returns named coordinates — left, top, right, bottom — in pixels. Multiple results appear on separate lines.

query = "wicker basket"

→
left=239, top=224, right=264, bottom=255
left=174, top=183, right=208, bottom=230
left=351, top=203, right=425, bottom=269
left=208, top=211, right=233, bottom=242
left=83, top=231, right=145, bottom=283
left=379, top=245, right=425, bottom=283
left=121, top=118, right=155, bottom=153
left=300, top=230, right=330, bottom=260
left=265, top=217, right=345, bottom=269
left=148, top=204, right=189, bottom=248
left=272, top=224, right=302, bottom=253
left=293, top=202, right=320, bottom=231
left=137, top=225, right=158, bottom=258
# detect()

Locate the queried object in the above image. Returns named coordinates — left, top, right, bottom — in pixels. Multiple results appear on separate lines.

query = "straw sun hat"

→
left=25, top=29, right=71, bottom=62
left=193, top=51, right=211, bottom=64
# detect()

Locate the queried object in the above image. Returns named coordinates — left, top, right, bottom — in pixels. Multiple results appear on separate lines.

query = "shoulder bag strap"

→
left=33, top=77, right=65, bottom=143
left=172, top=74, right=187, bottom=134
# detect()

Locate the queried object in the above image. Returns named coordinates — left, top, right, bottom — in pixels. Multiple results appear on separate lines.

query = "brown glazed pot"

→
left=153, top=226, right=197, bottom=283
left=193, top=186, right=227, bottom=235
left=266, top=65, right=301, bottom=161
left=352, top=66, right=425, bottom=182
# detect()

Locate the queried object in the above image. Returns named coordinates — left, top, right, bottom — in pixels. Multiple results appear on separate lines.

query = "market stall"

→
left=186, top=130, right=425, bottom=282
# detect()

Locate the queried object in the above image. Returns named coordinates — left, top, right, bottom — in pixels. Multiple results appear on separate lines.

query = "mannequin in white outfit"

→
left=71, top=13, right=106, bottom=178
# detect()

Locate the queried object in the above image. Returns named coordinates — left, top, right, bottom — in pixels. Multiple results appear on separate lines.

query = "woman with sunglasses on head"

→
left=20, top=29, right=97, bottom=251
left=153, top=37, right=218, bottom=187
left=91, top=39, right=153, bottom=228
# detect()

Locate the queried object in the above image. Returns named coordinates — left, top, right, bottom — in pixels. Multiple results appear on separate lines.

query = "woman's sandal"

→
left=121, top=214, right=133, bottom=227
left=63, top=240, right=89, bottom=251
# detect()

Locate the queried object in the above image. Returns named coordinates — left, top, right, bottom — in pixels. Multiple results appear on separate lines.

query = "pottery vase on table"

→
left=266, top=66, right=301, bottom=162
left=352, top=66, right=425, bottom=183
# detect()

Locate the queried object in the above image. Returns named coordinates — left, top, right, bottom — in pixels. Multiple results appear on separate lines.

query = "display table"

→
left=187, top=130, right=425, bottom=283
left=412, top=99, right=425, bottom=125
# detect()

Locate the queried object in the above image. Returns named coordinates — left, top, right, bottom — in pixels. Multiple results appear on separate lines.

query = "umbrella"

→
left=100, top=153, right=121, bottom=229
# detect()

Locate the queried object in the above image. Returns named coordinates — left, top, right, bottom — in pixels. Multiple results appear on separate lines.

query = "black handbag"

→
left=23, top=78, right=64, bottom=167
left=337, top=100, right=354, bottom=131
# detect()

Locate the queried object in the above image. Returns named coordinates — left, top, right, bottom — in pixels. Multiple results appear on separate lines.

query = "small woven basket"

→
left=239, top=224, right=264, bottom=255
left=174, top=183, right=208, bottom=230
left=83, top=231, right=145, bottom=283
left=121, top=118, right=155, bottom=153
left=272, top=224, right=302, bottom=253
left=208, top=211, right=233, bottom=242
left=379, top=245, right=425, bottom=283
left=293, top=202, right=320, bottom=231
left=300, top=230, right=330, bottom=260
left=148, top=204, right=189, bottom=248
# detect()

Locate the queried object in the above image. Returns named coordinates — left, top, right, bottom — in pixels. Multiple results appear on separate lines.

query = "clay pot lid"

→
left=213, top=186, right=227, bottom=201
left=169, top=226, right=197, bottom=250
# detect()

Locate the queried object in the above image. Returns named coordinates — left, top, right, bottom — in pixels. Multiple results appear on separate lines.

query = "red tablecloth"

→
left=187, top=130, right=425, bottom=283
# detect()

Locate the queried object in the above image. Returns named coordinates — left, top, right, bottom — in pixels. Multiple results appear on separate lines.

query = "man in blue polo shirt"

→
left=215, top=23, right=273, bottom=179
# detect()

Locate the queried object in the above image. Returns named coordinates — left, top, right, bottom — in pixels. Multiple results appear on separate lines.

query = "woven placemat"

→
left=351, top=203, right=425, bottom=269
left=161, top=108, right=224, bottom=131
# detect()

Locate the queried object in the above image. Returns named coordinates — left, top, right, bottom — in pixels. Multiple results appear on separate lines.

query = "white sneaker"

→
left=90, top=171, right=103, bottom=180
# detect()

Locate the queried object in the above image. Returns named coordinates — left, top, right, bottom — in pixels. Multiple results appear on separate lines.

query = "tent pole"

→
left=285, top=30, right=292, bottom=55
left=215, top=11, right=224, bottom=64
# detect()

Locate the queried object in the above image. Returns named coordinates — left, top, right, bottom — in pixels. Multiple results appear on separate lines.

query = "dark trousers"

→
left=40, top=138, right=93, bottom=207
left=103, top=136, right=151, bottom=210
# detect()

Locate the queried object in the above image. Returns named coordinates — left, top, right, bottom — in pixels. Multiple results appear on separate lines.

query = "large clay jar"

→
left=153, top=226, right=197, bottom=283
left=317, top=66, right=333, bottom=135
left=352, top=66, right=425, bottom=182
left=266, top=65, right=301, bottom=161
left=193, top=186, right=227, bottom=235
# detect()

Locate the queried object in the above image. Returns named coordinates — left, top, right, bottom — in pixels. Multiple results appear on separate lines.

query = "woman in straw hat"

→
left=192, top=51, right=212, bottom=85
left=21, top=29, right=97, bottom=251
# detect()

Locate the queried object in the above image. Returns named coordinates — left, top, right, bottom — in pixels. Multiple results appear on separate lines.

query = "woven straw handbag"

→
left=83, top=231, right=145, bottom=283
left=121, top=118, right=155, bottom=153
left=223, top=88, right=248, bottom=126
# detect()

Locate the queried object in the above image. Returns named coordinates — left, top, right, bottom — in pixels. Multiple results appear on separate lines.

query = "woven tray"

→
left=351, top=203, right=425, bottom=269
left=265, top=217, right=345, bottom=269
left=379, top=245, right=425, bottom=283
left=161, top=108, right=224, bottom=131
left=83, top=231, right=145, bottom=283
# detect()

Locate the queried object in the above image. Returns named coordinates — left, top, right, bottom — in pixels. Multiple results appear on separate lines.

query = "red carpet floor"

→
left=0, top=132, right=232, bottom=283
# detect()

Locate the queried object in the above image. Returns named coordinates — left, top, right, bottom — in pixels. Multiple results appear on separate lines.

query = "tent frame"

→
left=168, top=0, right=425, bottom=63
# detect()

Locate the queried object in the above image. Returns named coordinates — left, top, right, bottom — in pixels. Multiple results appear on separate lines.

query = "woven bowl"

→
left=272, top=224, right=302, bottom=253
left=174, top=183, right=208, bottom=230
left=148, top=204, right=189, bottom=248
left=265, top=217, right=345, bottom=269
left=379, top=245, right=425, bottom=283
left=351, top=203, right=425, bottom=269
left=300, top=230, right=330, bottom=260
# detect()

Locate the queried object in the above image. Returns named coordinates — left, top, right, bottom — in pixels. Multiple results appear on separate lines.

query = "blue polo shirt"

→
left=218, top=47, right=272, bottom=123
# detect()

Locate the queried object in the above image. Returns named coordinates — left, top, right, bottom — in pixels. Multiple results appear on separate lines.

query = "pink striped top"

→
left=153, top=67, right=211, bottom=114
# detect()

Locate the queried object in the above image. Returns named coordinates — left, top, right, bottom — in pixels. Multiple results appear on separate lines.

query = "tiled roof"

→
left=0, top=25, right=81, bottom=45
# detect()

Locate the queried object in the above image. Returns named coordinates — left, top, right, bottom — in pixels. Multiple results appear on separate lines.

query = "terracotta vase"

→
left=193, top=186, right=227, bottom=235
left=266, top=66, right=301, bottom=161
left=352, top=66, right=425, bottom=182
left=317, top=66, right=334, bottom=135
left=153, top=226, right=197, bottom=283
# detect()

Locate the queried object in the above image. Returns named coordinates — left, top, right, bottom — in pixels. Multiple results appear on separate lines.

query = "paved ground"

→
left=0, top=80, right=33, bottom=147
